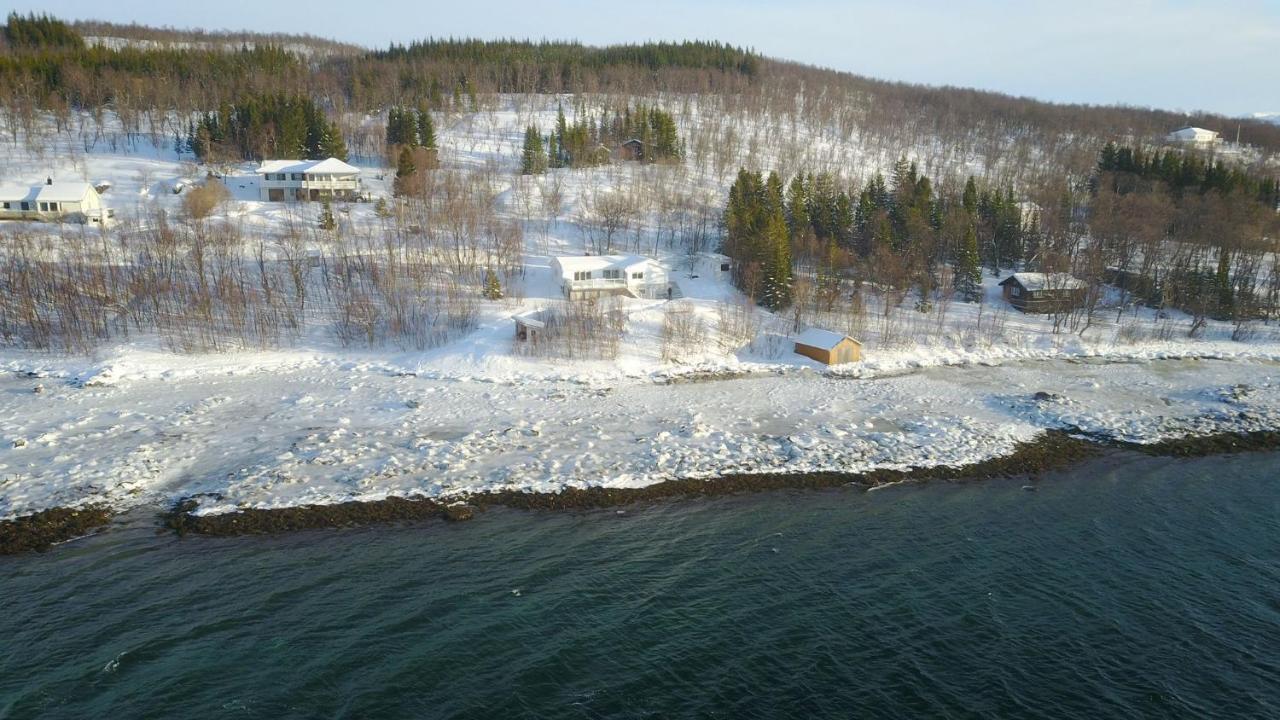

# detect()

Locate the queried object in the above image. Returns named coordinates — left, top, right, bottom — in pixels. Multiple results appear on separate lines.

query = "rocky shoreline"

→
left=3, top=428, right=1277, bottom=554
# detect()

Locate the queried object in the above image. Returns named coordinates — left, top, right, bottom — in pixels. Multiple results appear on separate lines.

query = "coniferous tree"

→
left=483, top=268, right=503, bottom=300
left=393, top=146, right=416, bottom=196
left=416, top=107, right=436, bottom=149
left=520, top=125, right=546, bottom=175
left=954, top=222, right=983, bottom=302
left=318, top=198, right=336, bottom=231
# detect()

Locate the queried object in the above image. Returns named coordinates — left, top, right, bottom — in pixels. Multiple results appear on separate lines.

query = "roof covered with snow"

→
left=0, top=185, right=40, bottom=203
left=1001, top=272, right=1087, bottom=291
left=37, top=182, right=96, bottom=203
left=256, top=158, right=359, bottom=175
left=794, top=327, right=858, bottom=350
left=0, top=182, right=95, bottom=203
left=551, top=255, right=654, bottom=279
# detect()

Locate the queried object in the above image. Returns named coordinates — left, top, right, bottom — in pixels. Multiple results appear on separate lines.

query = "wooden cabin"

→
left=617, top=139, right=644, bottom=161
left=999, top=273, right=1087, bottom=313
left=794, top=328, right=863, bottom=365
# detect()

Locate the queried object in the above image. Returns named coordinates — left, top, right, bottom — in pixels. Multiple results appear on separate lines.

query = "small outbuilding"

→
left=513, top=310, right=547, bottom=343
left=616, top=139, right=644, bottom=161
left=793, top=328, right=863, bottom=365
left=999, top=272, right=1087, bottom=313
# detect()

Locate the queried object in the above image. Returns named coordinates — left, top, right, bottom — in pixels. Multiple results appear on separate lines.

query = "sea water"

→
left=2, top=451, right=1278, bottom=718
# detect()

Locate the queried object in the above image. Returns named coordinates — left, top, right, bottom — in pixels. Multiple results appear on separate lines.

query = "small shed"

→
left=617, top=139, right=644, bottom=161
left=513, top=311, right=547, bottom=343
left=794, top=328, right=862, bottom=365
left=999, top=272, right=1087, bottom=313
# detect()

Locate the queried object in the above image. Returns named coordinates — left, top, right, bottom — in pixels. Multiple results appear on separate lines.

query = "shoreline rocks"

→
left=4, top=429, right=1280, bottom=553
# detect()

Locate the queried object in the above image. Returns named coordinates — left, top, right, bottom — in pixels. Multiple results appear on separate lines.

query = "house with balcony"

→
left=256, top=158, right=361, bottom=201
left=0, top=179, right=113, bottom=224
left=551, top=255, right=669, bottom=300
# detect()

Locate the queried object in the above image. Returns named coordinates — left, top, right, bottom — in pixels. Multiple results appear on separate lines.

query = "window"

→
left=292, top=173, right=304, bottom=181
left=39, top=202, right=50, bottom=212
left=1, top=202, right=8, bottom=210
left=631, top=272, right=644, bottom=280
left=573, top=271, right=592, bottom=281
left=20, top=201, right=29, bottom=211
left=603, top=269, right=623, bottom=280
left=1010, top=287, right=1021, bottom=297
left=720, top=262, right=730, bottom=272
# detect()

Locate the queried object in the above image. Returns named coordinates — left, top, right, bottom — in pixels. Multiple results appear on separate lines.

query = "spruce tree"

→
left=483, top=268, right=503, bottom=300
left=393, top=147, right=416, bottom=196
left=416, top=107, right=436, bottom=149
left=761, top=209, right=793, bottom=311
left=954, top=223, right=983, bottom=302
left=520, top=126, right=546, bottom=175
left=318, top=199, right=336, bottom=231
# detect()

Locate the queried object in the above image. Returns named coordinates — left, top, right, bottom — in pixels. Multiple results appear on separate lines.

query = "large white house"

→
left=256, top=158, right=361, bottom=201
left=551, top=255, right=669, bottom=300
left=1166, top=126, right=1220, bottom=145
left=0, top=180, right=112, bottom=224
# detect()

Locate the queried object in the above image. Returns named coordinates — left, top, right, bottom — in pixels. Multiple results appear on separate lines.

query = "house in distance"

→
left=999, top=272, right=1087, bottom=313
left=551, top=255, right=669, bottom=300
left=256, top=158, right=361, bottom=201
left=0, top=179, right=113, bottom=224
left=793, top=328, right=863, bottom=365
left=1165, top=126, right=1220, bottom=146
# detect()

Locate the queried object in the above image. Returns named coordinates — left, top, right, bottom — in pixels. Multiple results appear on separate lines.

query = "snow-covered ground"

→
left=3, top=105, right=1280, bottom=520
left=2, top=351, right=1277, bottom=519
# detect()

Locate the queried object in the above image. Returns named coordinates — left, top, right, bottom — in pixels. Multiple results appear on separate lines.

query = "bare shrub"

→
left=661, top=301, right=707, bottom=363
left=522, top=298, right=625, bottom=360
left=716, top=299, right=758, bottom=351
left=182, top=181, right=230, bottom=220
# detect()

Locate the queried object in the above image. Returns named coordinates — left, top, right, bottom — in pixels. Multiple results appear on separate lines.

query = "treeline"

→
left=1092, top=145, right=1280, bottom=327
left=3, top=12, right=83, bottom=49
left=521, top=103, right=682, bottom=174
left=186, top=93, right=347, bottom=161
left=385, top=106, right=436, bottom=150
left=1097, top=142, right=1280, bottom=208
left=725, top=159, right=1032, bottom=312
left=373, top=39, right=760, bottom=77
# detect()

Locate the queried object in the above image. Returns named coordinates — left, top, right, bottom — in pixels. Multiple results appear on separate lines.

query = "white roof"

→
left=1169, top=126, right=1218, bottom=138
left=1003, top=272, right=1087, bottom=291
left=512, top=310, right=546, bottom=329
left=551, top=255, right=653, bottom=279
left=256, top=158, right=359, bottom=175
left=0, top=185, right=40, bottom=203
left=37, top=182, right=96, bottom=203
left=794, top=327, right=858, bottom=350
left=0, top=182, right=94, bottom=203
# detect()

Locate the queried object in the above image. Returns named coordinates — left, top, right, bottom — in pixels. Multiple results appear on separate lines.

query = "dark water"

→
left=3, top=453, right=1280, bottom=719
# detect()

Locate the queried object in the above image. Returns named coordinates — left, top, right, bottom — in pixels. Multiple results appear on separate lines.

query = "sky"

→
left=19, top=0, right=1280, bottom=117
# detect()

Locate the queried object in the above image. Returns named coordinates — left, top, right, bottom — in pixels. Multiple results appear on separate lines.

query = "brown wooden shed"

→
left=794, top=328, right=863, bottom=365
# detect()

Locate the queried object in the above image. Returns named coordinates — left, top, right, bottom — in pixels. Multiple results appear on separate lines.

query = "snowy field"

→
left=3, top=104, right=1280, bottom=519
left=2, top=353, right=1278, bottom=519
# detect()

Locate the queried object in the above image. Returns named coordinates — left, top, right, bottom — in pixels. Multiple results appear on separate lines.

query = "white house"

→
left=551, top=255, right=669, bottom=300
left=256, top=158, right=361, bottom=201
left=0, top=180, right=112, bottom=224
left=1166, top=127, right=1220, bottom=145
